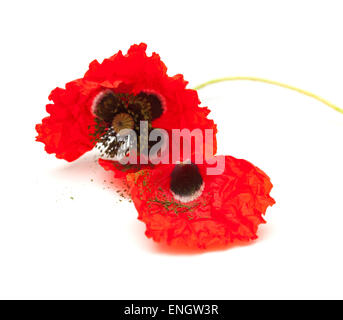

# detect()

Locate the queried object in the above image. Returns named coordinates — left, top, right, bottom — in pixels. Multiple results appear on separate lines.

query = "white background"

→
left=0, top=0, right=342, bottom=299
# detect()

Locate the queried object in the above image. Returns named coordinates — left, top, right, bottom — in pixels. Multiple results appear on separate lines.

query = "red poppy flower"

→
left=36, top=43, right=217, bottom=164
left=126, top=156, right=275, bottom=249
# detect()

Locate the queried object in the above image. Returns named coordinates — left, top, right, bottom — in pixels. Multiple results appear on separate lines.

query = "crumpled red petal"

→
left=126, top=156, right=275, bottom=249
left=35, top=80, right=101, bottom=161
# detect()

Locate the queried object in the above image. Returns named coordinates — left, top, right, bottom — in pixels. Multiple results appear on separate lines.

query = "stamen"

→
left=91, top=92, right=155, bottom=159
left=137, top=92, right=165, bottom=120
left=92, top=90, right=126, bottom=122
left=170, top=163, right=204, bottom=203
left=95, top=127, right=128, bottom=159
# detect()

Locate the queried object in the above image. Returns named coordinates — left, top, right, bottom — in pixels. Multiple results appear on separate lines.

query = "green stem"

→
left=194, top=76, right=343, bottom=114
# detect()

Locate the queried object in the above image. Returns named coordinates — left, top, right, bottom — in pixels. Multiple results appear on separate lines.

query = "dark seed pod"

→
left=170, top=163, right=203, bottom=199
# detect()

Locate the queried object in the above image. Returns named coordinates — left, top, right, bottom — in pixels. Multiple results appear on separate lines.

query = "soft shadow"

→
left=51, top=154, right=101, bottom=179
left=150, top=239, right=256, bottom=256
left=256, top=223, right=274, bottom=242
left=50, top=153, right=127, bottom=191
left=131, top=221, right=274, bottom=256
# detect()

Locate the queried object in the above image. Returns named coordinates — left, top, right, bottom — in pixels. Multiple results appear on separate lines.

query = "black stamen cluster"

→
left=91, top=91, right=163, bottom=158
left=170, top=163, right=203, bottom=198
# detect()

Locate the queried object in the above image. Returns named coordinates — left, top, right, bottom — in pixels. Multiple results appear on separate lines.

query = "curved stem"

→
left=194, top=76, right=343, bottom=114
